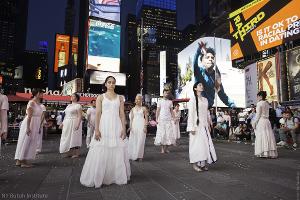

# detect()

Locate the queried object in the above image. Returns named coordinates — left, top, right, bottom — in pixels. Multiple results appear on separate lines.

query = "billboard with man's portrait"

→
left=177, top=37, right=245, bottom=108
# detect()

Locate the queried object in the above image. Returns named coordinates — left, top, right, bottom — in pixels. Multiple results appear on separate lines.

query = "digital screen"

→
left=54, top=34, right=70, bottom=73
left=177, top=37, right=245, bottom=108
left=87, top=19, right=121, bottom=72
left=160, top=51, right=166, bottom=96
left=89, top=0, right=121, bottom=22
left=89, top=70, right=126, bottom=86
left=229, top=0, right=300, bottom=60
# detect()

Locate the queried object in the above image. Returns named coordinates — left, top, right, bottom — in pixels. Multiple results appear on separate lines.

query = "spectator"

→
left=277, top=111, right=300, bottom=148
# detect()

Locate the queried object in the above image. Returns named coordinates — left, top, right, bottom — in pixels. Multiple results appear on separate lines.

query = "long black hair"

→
left=73, top=93, right=80, bottom=102
left=257, top=91, right=267, bottom=100
left=103, top=76, right=116, bottom=92
left=31, top=88, right=43, bottom=98
left=193, top=81, right=202, bottom=126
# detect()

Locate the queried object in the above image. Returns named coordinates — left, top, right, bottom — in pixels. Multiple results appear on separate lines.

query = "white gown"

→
left=59, top=103, right=82, bottom=153
left=36, top=105, right=46, bottom=153
left=86, top=107, right=96, bottom=148
left=128, top=107, right=146, bottom=160
left=15, top=101, right=43, bottom=160
left=187, top=96, right=217, bottom=164
left=253, top=100, right=278, bottom=158
left=80, top=94, right=131, bottom=188
left=173, top=109, right=181, bottom=140
left=0, top=94, right=9, bottom=155
left=154, top=99, right=176, bottom=146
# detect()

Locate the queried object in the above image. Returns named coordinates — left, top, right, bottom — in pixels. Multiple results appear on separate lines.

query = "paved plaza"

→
left=1, top=134, right=299, bottom=200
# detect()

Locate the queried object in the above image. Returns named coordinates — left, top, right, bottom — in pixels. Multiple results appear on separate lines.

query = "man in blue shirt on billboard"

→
left=194, top=42, right=235, bottom=108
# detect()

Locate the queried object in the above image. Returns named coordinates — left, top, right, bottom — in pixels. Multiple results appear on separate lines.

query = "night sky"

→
left=26, top=0, right=194, bottom=88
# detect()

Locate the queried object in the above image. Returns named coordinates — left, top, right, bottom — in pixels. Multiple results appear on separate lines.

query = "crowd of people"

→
left=0, top=75, right=299, bottom=189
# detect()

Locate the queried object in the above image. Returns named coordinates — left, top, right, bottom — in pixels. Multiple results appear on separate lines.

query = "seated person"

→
left=277, top=111, right=300, bottom=148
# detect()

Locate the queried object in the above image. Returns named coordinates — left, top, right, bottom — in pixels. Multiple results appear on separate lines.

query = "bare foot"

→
left=193, top=164, right=203, bottom=172
left=15, top=160, right=21, bottom=166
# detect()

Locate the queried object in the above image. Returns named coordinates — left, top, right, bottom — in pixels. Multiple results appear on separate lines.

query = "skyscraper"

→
left=0, top=0, right=28, bottom=93
left=134, top=0, right=183, bottom=98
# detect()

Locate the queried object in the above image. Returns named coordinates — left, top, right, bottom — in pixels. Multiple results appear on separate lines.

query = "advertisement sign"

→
left=89, top=0, right=121, bottom=22
left=229, top=0, right=300, bottom=60
left=177, top=37, right=245, bottom=108
left=54, top=34, right=70, bottom=72
left=89, top=70, right=126, bottom=86
left=244, top=63, right=258, bottom=107
left=72, top=37, right=78, bottom=66
left=257, top=56, right=278, bottom=102
left=87, top=19, right=121, bottom=72
left=138, top=27, right=157, bottom=44
left=160, top=51, right=166, bottom=96
left=287, top=47, right=300, bottom=101
left=62, top=78, right=83, bottom=96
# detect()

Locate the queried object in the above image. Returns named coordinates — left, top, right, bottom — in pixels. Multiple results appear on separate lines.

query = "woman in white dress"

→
left=36, top=104, right=46, bottom=154
left=86, top=100, right=96, bottom=148
left=0, top=93, right=9, bottom=155
left=154, top=89, right=175, bottom=153
left=173, top=104, right=181, bottom=144
left=187, top=82, right=217, bottom=172
left=128, top=94, right=148, bottom=161
left=59, top=93, right=82, bottom=158
left=15, top=89, right=44, bottom=168
left=80, top=76, right=130, bottom=188
left=252, top=91, right=277, bottom=158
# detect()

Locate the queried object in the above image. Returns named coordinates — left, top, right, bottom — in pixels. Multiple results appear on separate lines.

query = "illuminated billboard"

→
left=286, top=47, right=300, bottom=101
left=89, top=0, right=121, bottom=22
left=89, top=70, right=126, bottom=86
left=54, top=34, right=70, bottom=72
left=229, top=0, right=300, bottom=60
left=257, top=57, right=278, bottom=102
left=87, top=19, right=121, bottom=72
left=72, top=37, right=78, bottom=66
left=160, top=51, right=166, bottom=96
left=177, top=37, right=245, bottom=108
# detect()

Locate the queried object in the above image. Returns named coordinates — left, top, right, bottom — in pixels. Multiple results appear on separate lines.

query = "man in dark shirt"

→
left=194, top=42, right=235, bottom=108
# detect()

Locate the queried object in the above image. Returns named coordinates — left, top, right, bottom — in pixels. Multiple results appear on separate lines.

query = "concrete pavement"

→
left=0, top=134, right=299, bottom=200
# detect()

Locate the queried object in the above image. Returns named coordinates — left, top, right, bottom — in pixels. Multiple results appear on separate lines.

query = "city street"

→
left=1, top=134, right=299, bottom=200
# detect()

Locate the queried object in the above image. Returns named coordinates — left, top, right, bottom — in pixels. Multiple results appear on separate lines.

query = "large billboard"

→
left=229, top=0, right=300, bottom=60
left=160, top=51, right=166, bottom=96
left=287, top=47, right=300, bottom=101
left=89, top=0, right=121, bottom=22
left=89, top=70, right=126, bottom=86
left=54, top=34, right=70, bottom=73
left=257, top=56, right=278, bottom=102
left=72, top=37, right=78, bottom=66
left=244, top=63, right=258, bottom=107
left=87, top=19, right=121, bottom=72
left=177, top=37, right=245, bottom=108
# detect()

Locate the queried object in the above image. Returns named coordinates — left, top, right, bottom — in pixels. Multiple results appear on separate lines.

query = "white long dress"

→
left=173, top=109, right=181, bottom=140
left=80, top=94, right=131, bottom=188
left=15, top=101, right=43, bottom=161
left=128, top=107, right=146, bottom=160
left=0, top=94, right=9, bottom=155
left=86, top=106, right=96, bottom=148
left=36, top=105, right=46, bottom=153
left=154, top=99, right=176, bottom=146
left=187, top=96, right=217, bottom=164
left=253, top=100, right=278, bottom=158
left=59, top=103, right=82, bottom=153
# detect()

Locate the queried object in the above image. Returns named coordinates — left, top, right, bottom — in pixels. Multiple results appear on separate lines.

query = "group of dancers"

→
left=3, top=75, right=278, bottom=188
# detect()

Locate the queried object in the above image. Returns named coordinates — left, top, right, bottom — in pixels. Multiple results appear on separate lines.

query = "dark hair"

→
left=163, top=88, right=169, bottom=93
left=174, top=103, right=179, bottom=107
left=257, top=91, right=267, bottom=100
left=200, top=48, right=215, bottom=61
left=31, top=88, right=43, bottom=98
left=193, top=81, right=202, bottom=126
left=91, top=100, right=96, bottom=103
left=73, top=93, right=80, bottom=102
left=103, top=76, right=116, bottom=92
